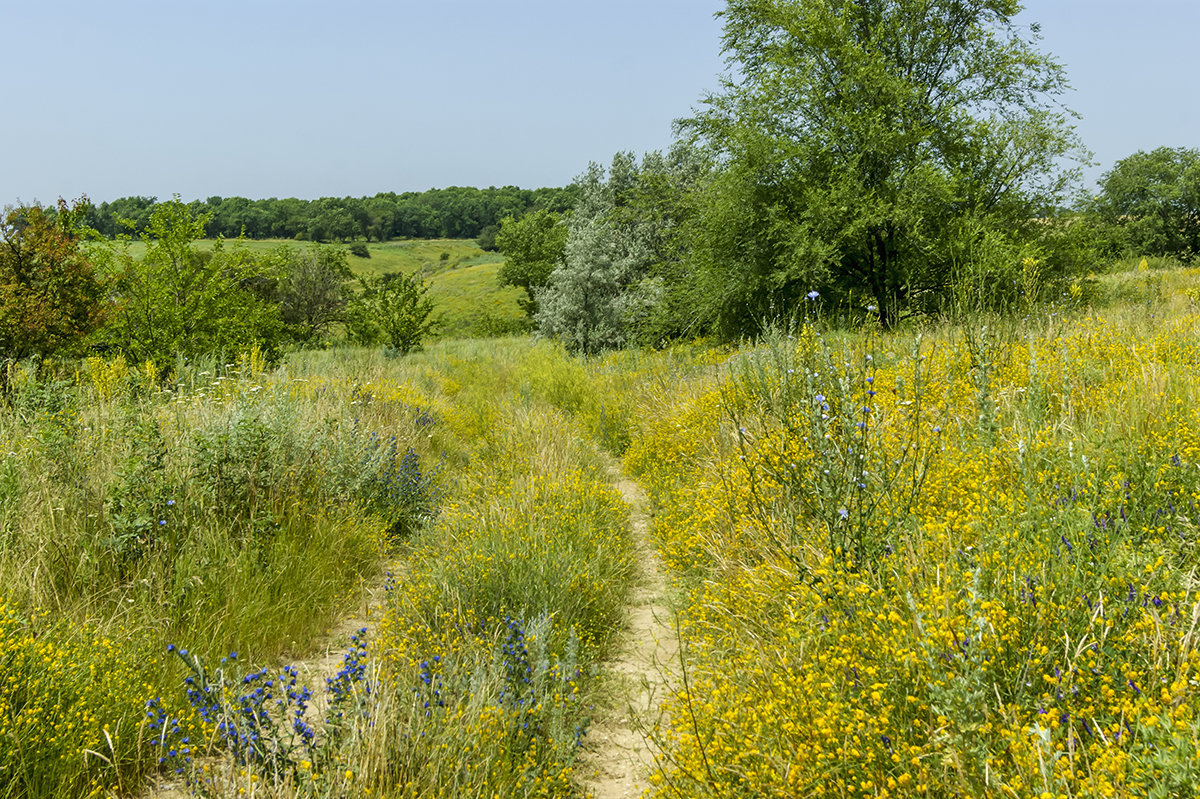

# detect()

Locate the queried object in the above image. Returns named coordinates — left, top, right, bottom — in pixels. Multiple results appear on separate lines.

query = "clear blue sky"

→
left=3, top=1, right=1197, bottom=204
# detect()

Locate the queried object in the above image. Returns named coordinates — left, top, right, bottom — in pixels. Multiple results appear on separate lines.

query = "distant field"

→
left=95, top=237, right=524, bottom=339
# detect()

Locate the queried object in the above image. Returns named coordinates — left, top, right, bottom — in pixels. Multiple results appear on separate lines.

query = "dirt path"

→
left=580, top=471, right=678, bottom=799
left=300, top=561, right=399, bottom=697
left=145, top=470, right=673, bottom=799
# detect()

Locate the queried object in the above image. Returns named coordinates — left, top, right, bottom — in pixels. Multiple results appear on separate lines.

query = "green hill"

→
left=96, top=237, right=526, bottom=339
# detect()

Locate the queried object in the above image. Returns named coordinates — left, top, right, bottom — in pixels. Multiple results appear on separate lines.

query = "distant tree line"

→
left=8, top=0, right=1200, bottom=372
left=73, top=186, right=579, bottom=243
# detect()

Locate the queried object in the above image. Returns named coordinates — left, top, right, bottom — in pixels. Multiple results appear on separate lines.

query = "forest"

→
left=77, top=184, right=579, bottom=244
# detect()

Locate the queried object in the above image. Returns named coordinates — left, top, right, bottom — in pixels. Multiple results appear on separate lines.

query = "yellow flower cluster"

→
left=0, top=597, right=168, bottom=795
left=629, top=311, right=1200, bottom=797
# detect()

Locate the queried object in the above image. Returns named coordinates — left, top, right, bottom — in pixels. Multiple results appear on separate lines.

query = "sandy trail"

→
left=580, top=471, right=678, bottom=799
left=144, top=468, right=675, bottom=799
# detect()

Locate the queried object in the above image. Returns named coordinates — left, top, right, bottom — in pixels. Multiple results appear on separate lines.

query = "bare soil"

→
left=579, top=472, right=678, bottom=799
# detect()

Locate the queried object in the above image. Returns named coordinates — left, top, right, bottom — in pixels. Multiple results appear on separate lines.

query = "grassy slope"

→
left=104, top=237, right=525, bottom=338
left=352, top=239, right=524, bottom=336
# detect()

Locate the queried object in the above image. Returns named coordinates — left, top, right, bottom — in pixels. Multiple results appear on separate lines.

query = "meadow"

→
left=2, top=263, right=1200, bottom=797
left=98, top=237, right=526, bottom=339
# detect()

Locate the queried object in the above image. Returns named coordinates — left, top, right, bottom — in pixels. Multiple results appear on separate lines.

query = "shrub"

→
left=96, top=198, right=286, bottom=371
left=350, top=272, right=440, bottom=355
left=0, top=199, right=107, bottom=376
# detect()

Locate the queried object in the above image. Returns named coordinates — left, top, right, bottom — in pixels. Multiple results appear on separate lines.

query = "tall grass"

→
left=13, top=261, right=1200, bottom=797
left=131, top=339, right=646, bottom=797
left=624, top=265, right=1200, bottom=797
left=0, top=350, right=439, bottom=797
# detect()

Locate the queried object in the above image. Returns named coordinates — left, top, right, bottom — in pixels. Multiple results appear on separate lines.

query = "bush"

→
left=475, top=223, right=499, bottom=252
left=96, top=198, right=286, bottom=370
left=350, top=272, right=440, bottom=354
left=0, top=199, right=107, bottom=373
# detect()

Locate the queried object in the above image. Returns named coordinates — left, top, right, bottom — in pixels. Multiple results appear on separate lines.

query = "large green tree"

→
left=682, top=0, right=1086, bottom=331
left=1094, top=146, right=1200, bottom=263
left=495, top=209, right=569, bottom=318
left=0, top=199, right=107, bottom=369
left=98, top=199, right=285, bottom=368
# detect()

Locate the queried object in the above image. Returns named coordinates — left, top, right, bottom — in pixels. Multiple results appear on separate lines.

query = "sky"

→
left=2, top=0, right=1198, bottom=204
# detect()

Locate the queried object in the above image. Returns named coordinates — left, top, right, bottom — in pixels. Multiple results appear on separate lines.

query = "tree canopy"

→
left=76, top=185, right=579, bottom=243
left=679, top=0, right=1086, bottom=331
left=1094, top=146, right=1200, bottom=263
left=496, top=209, right=569, bottom=318
left=0, top=199, right=107, bottom=368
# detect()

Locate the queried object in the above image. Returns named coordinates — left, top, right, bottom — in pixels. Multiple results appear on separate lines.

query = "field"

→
left=92, top=237, right=526, bottom=339
left=3, top=264, right=1200, bottom=797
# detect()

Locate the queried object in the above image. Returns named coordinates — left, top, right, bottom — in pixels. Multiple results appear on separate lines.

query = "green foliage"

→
left=351, top=271, right=439, bottom=354
left=1094, top=146, right=1200, bottom=263
left=495, top=208, right=567, bottom=317
left=534, top=148, right=709, bottom=353
left=354, top=433, right=439, bottom=540
left=475, top=222, right=500, bottom=252
left=534, top=187, right=641, bottom=354
left=82, top=185, right=581, bottom=242
left=271, top=243, right=354, bottom=345
left=471, top=309, right=531, bottom=338
left=728, top=325, right=933, bottom=568
left=103, top=405, right=172, bottom=567
left=679, top=0, right=1086, bottom=332
left=347, top=242, right=370, bottom=258
left=0, top=199, right=107, bottom=371
left=97, top=198, right=286, bottom=369
left=0, top=357, right=452, bottom=795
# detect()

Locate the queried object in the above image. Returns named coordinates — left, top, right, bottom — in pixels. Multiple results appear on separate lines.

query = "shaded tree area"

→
left=73, top=185, right=579, bottom=243
left=673, top=0, right=1089, bottom=334
left=0, top=199, right=108, bottom=375
left=526, top=1, right=1127, bottom=353
left=1092, top=146, right=1200, bottom=263
left=495, top=209, right=569, bottom=318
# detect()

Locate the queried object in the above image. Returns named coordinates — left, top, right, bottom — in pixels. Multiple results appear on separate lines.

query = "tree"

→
left=272, top=244, right=354, bottom=345
left=495, top=209, right=568, bottom=317
left=97, top=198, right=285, bottom=368
left=0, top=199, right=107, bottom=371
left=1094, top=147, right=1200, bottom=263
left=681, top=0, right=1086, bottom=331
left=535, top=206, right=645, bottom=355
left=349, top=272, right=439, bottom=354
left=476, top=223, right=500, bottom=252
left=533, top=148, right=712, bottom=353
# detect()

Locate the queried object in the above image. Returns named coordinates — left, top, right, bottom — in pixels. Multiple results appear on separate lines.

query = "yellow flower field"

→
left=626, top=295, right=1200, bottom=796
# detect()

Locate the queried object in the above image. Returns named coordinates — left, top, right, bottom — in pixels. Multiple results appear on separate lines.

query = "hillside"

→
left=95, top=237, right=526, bottom=339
